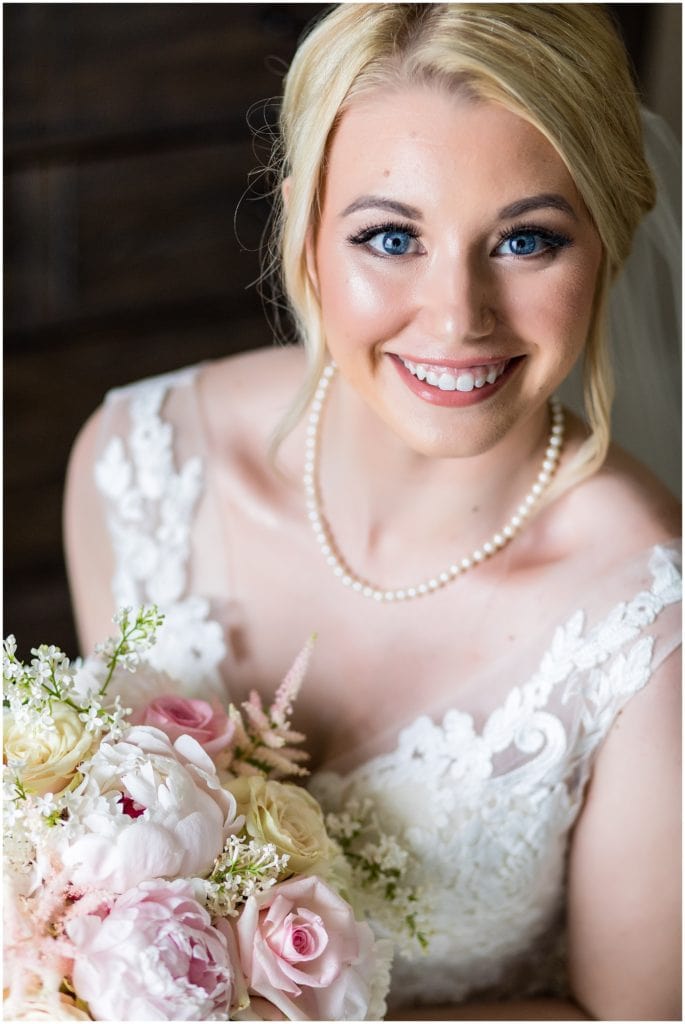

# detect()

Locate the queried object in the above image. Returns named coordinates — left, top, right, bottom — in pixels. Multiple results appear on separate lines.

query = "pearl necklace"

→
left=304, top=363, right=564, bottom=603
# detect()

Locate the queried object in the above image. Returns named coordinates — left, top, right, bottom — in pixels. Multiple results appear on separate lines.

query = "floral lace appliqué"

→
left=311, top=543, right=681, bottom=1009
left=95, top=372, right=226, bottom=693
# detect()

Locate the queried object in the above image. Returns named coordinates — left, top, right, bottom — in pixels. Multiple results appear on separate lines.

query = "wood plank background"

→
left=4, top=3, right=680, bottom=656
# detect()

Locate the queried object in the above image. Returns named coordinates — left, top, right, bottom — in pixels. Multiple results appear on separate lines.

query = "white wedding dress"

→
left=91, top=365, right=681, bottom=1013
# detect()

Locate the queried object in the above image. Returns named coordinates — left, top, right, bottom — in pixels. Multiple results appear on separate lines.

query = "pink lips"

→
left=390, top=353, right=521, bottom=407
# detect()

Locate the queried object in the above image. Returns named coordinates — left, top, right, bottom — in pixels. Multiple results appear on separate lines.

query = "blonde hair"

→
left=267, top=3, right=655, bottom=495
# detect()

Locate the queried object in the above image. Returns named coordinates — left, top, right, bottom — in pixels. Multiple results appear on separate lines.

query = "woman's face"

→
left=309, top=85, right=602, bottom=458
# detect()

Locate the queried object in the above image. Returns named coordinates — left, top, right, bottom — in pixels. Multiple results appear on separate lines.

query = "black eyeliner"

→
left=495, top=222, right=572, bottom=251
left=346, top=220, right=420, bottom=245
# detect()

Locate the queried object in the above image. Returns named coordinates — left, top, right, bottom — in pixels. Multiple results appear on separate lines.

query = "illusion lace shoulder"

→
left=311, top=540, right=681, bottom=1008
left=94, top=365, right=228, bottom=694
left=93, top=367, right=682, bottom=1011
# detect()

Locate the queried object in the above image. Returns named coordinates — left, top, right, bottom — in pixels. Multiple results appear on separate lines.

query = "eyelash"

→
left=493, top=222, right=573, bottom=257
left=346, top=220, right=420, bottom=247
left=346, top=219, right=573, bottom=257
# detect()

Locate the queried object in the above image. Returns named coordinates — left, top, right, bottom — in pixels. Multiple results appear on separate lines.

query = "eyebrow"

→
left=497, top=193, right=578, bottom=221
left=340, top=191, right=578, bottom=223
left=340, top=195, right=423, bottom=220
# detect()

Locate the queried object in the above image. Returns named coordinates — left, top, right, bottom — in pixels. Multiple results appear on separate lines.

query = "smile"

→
left=399, top=358, right=510, bottom=393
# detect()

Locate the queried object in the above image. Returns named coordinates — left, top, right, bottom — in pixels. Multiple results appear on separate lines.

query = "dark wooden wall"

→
left=5, top=3, right=329, bottom=655
left=4, top=3, right=678, bottom=657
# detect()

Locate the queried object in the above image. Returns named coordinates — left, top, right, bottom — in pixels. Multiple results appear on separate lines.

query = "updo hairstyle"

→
left=269, top=3, right=655, bottom=495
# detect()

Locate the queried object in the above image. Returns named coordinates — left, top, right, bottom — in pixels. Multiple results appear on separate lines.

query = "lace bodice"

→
left=311, top=547, right=681, bottom=1007
left=93, top=365, right=682, bottom=1012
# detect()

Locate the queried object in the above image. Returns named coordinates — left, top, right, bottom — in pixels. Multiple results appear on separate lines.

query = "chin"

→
left=383, top=414, right=510, bottom=461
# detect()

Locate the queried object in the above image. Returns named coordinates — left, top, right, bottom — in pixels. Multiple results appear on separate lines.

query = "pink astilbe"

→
left=29, top=863, right=72, bottom=930
left=271, top=634, right=315, bottom=726
left=4, top=865, right=77, bottom=1009
left=62, top=884, right=114, bottom=925
left=218, top=637, right=314, bottom=779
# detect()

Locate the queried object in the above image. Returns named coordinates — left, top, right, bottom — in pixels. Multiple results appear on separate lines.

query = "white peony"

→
left=58, top=725, right=242, bottom=892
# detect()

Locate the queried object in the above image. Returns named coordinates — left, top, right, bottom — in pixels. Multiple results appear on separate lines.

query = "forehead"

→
left=323, top=85, right=578, bottom=211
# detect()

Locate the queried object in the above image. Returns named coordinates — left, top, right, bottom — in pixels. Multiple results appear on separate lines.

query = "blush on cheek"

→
left=550, top=275, right=599, bottom=347
left=326, top=265, right=392, bottom=319
left=319, top=264, right=414, bottom=360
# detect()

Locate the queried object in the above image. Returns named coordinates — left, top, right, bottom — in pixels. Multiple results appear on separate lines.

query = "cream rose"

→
left=3, top=703, right=95, bottom=796
left=226, top=777, right=334, bottom=876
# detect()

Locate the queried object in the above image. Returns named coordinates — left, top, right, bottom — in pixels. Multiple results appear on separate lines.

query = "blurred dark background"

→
left=4, top=3, right=682, bottom=656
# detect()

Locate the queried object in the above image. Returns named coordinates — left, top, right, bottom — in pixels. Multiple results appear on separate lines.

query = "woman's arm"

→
left=63, top=405, right=118, bottom=654
left=393, top=649, right=681, bottom=1022
left=565, top=650, right=681, bottom=1021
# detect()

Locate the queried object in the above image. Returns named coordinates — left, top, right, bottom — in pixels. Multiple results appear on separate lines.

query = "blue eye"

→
left=348, top=221, right=421, bottom=256
left=494, top=227, right=571, bottom=259
left=371, top=230, right=413, bottom=255
left=506, top=233, right=538, bottom=256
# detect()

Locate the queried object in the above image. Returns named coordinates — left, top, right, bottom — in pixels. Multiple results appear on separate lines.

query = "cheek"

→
left=509, top=260, right=598, bottom=347
left=317, top=246, right=410, bottom=348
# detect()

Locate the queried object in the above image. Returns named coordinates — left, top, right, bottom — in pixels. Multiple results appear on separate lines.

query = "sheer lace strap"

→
left=93, top=366, right=227, bottom=694
left=647, top=542, right=682, bottom=673
left=94, top=367, right=205, bottom=609
left=565, top=542, right=681, bottom=784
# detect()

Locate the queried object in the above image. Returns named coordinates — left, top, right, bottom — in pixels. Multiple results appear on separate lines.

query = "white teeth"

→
left=437, top=372, right=457, bottom=391
left=401, top=357, right=508, bottom=392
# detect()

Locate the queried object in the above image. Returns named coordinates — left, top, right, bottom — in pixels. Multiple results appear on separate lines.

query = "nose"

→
left=416, top=250, right=496, bottom=345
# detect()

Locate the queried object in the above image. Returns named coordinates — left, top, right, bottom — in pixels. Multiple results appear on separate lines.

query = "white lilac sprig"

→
left=195, top=835, right=291, bottom=916
left=326, top=798, right=430, bottom=952
left=3, top=607, right=163, bottom=826
left=4, top=639, right=78, bottom=729
left=94, top=605, right=165, bottom=690
left=4, top=607, right=162, bottom=742
left=218, top=635, right=315, bottom=779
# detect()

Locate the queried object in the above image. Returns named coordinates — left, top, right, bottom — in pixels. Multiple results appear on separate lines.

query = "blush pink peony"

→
left=66, top=879, right=241, bottom=1021
left=132, top=695, right=234, bottom=756
left=235, top=875, right=386, bottom=1020
left=59, top=726, right=242, bottom=893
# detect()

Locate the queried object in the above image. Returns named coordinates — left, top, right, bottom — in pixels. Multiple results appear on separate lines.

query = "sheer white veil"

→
left=559, top=109, right=682, bottom=498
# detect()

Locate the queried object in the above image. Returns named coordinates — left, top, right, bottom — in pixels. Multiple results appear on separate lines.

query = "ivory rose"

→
left=236, top=875, right=388, bottom=1020
left=66, top=879, right=240, bottom=1021
left=226, top=777, right=335, bottom=877
left=132, top=695, right=234, bottom=755
left=59, top=725, right=242, bottom=892
left=3, top=702, right=95, bottom=796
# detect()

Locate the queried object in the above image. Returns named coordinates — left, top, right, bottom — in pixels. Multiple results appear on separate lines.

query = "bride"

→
left=64, top=5, right=681, bottom=1020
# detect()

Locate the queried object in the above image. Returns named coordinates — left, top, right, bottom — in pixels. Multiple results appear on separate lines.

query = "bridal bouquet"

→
left=3, top=608, right=396, bottom=1022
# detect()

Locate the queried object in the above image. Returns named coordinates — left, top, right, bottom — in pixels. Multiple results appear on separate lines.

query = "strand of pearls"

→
left=304, top=362, right=564, bottom=603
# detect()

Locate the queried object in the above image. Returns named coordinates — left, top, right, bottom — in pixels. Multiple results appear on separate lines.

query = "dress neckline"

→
left=315, top=540, right=681, bottom=779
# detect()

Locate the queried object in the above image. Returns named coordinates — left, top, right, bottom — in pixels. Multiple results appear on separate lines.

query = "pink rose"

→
left=132, top=695, right=234, bottom=756
left=236, top=875, right=384, bottom=1020
left=66, top=879, right=242, bottom=1021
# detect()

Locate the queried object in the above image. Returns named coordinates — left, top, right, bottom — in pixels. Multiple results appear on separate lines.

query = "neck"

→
left=314, top=370, right=557, bottom=590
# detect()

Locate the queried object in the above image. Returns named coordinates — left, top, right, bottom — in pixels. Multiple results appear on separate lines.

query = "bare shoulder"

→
left=555, top=435, right=680, bottom=566
left=64, top=401, right=118, bottom=652
left=196, top=346, right=307, bottom=457
left=562, top=450, right=681, bottom=1020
